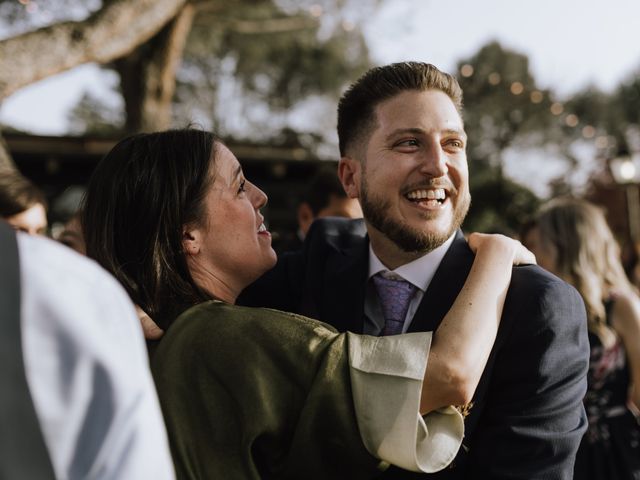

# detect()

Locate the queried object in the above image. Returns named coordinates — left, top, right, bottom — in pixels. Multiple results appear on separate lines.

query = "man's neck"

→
left=367, top=230, right=433, bottom=270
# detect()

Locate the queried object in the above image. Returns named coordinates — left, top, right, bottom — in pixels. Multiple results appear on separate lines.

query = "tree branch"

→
left=116, top=3, right=196, bottom=132
left=229, top=16, right=317, bottom=34
left=0, top=134, right=16, bottom=173
left=0, top=0, right=188, bottom=100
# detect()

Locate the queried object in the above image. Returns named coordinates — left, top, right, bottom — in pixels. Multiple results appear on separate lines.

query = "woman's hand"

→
left=468, top=232, right=536, bottom=266
left=136, top=306, right=164, bottom=340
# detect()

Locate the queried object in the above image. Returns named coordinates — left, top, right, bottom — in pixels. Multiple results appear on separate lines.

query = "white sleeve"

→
left=347, top=331, right=464, bottom=473
left=19, top=234, right=175, bottom=480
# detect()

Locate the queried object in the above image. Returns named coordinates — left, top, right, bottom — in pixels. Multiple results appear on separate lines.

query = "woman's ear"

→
left=182, top=226, right=200, bottom=256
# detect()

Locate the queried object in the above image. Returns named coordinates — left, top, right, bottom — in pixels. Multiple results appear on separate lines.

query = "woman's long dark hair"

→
left=82, top=129, right=217, bottom=330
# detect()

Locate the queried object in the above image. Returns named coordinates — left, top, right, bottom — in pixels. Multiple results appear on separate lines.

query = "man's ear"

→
left=182, top=226, right=201, bottom=256
left=338, top=156, right=361, bottom=199
left=297, top=202, right=314, bottom=236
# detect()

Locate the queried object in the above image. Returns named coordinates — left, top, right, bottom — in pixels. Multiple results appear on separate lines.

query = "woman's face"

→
left=184, top=143, right=277, bottom=301
left=58, top=215, right=86, bottom=255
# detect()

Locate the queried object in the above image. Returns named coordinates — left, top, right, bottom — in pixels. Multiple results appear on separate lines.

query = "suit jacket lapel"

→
left=322, top=235, right=369, bottom=334
left=409, top=230, right=475, bottom=333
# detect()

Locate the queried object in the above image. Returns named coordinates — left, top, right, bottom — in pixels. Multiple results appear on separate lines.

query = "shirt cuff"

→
left=347, top=332, right=464, bottom=473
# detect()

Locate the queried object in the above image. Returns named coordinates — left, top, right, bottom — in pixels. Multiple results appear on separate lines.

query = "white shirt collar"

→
left=368, top=233, right=456, bottom=292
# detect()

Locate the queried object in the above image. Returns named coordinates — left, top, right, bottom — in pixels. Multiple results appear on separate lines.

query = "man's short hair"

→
left=0, top=171, right=47, bottom=217
left=337, top=62, right=463, bottom=157
left=303, top=167, right=347, bottom=215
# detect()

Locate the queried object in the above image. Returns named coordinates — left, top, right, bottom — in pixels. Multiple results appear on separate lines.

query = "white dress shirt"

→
left=351, top=233, right=463, bottom=472
left=18, top=233, right=175, bottom=480
left=364, top=234, right=456, bottom=335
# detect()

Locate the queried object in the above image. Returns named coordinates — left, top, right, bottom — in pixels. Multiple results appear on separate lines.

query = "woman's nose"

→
left=251, top=181, right=268, bottom=209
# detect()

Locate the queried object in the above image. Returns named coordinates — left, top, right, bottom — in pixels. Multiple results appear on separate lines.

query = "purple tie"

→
left=372, top=273, right=418, bottom=336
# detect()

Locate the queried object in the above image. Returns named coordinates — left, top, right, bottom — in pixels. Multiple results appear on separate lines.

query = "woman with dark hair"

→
left=528, top=198, right=640, bottom=480
left=82, top=128, right=534, bottom=479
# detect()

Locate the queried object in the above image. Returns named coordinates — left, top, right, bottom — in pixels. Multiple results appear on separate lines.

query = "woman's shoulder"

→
left=178, top=301, right=337, bottom=330
left=609, top=289, right=640, bottom=336
left=152, top=301, right=344, bottom=380
left=158, top=301, right=340, bottom=358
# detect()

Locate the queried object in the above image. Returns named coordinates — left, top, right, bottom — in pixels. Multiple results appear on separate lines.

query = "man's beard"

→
left=360, top=177, right=470, bottom=253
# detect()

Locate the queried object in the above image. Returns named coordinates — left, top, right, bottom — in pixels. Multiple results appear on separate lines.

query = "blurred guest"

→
left=518, top=218, right=537, bottom=250
left=529, top=198, right=640, bottom=480
left=621, top=241, right=640, bottom=290
left=0, top=171, right=48, bottom=235
left=57, top=211, right=86, bottom=255
left=277, top=167, right=362, bottom=252
left=0, top=220, right=174, bottom=480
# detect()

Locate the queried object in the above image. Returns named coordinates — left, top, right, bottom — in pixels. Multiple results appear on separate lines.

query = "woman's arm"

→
left=611, top=290, right=640, bottom=411
left=420, top=233, right=535, bottom=414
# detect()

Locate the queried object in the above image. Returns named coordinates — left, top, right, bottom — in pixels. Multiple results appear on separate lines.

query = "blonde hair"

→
left=534, top=198, right=633, bottom=344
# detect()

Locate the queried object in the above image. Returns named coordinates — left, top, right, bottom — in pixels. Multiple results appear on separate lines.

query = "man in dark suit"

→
left=239, top=61, right=589, bottom=479
left=274, top=166, right=362, bottom=254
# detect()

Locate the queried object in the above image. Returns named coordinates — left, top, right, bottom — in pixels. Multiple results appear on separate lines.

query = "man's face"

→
left=5, top=202, right=48, bottom=236
left=339, top=89, right=470, bottom=264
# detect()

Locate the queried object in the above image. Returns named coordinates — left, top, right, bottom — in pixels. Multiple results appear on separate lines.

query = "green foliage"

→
left=452, top=42, right=547, bottom=232
left=466, top=165, right=541, bottom=235
left=67, top=91, right=124, bottom=136
left=456, top=41, right=556, bottom=168
left=617, top=75, right=640, bottom=126
left=174, top=0, right=372, bottom=148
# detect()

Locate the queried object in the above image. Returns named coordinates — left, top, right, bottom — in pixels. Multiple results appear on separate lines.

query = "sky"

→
left=1, top=0, right=640, bottom=195
left=365, top=0, right=640, bottom=96
left=3, top=0, right=640, bottom=135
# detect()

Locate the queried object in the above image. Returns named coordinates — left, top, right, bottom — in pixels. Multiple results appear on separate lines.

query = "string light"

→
left=309, top=4, right=323, bottom=17
left=530, top=91, right=544, bottom=103
left=582, top=125, right=596, bottom=138
left=565, top=114, right=579, bottom=127
left=510, top=82, right=524, bottom=95
left=460, top=64, right=474, bottom=77
left=341, top=20, right=355, bottom=31
left=595, top=136, right=609, bottom=148
left=550, top=102, right=564, bottom=115
left=488, top=72, right=501, bottom=85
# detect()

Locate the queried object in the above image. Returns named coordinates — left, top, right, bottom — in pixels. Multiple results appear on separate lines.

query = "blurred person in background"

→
left=57, top=211, right=86, bottom=255
left=621, top=241, right=640, bottom=291
left=0, top=171, right=48, bottom=235
left=55, top=210, right=162, bottom=340
left=276, top=166, right=362, bottom=252
left=528, top=197, right=640, bottom=480
left=0, top=220, right=174, bottom=480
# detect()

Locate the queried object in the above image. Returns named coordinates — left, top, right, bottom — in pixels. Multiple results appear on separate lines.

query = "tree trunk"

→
left=0, top=0, right=188, bottom=101
left=0, top=136, right=16, bottom=173
left=115, top=4, right=196, bottom=132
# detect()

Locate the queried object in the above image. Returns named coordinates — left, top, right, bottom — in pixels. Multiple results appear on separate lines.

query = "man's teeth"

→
left=406, top=189, right=446, bottom=201
left=258, top=223, right=267, bottom=233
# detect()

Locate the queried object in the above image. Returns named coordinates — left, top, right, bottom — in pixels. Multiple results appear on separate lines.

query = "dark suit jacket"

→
left=239, top=217, right=590, bottom=479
